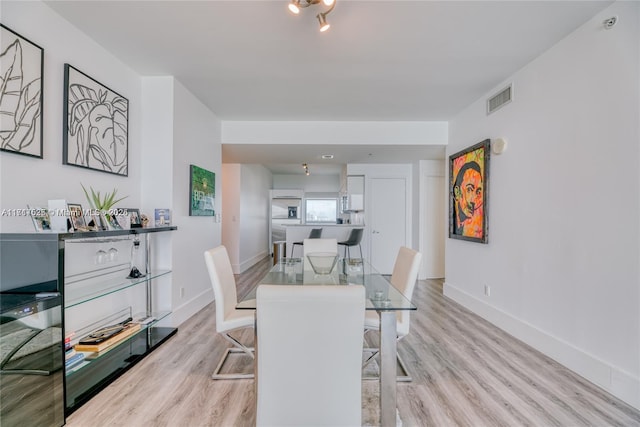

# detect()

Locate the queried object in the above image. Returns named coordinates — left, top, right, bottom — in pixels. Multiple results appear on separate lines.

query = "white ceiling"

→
left=45, top=0, right=612, bottom=174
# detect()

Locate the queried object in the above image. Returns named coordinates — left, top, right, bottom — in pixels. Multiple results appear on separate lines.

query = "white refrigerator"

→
left=271, top=197, right=302, bottom=253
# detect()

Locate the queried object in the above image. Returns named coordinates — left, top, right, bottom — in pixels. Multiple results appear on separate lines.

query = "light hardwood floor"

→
left=67, top=256, right=640, bottom=426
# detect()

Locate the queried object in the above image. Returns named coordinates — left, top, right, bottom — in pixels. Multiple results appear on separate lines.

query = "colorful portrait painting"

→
left=449, top=139, right=490, bottom=244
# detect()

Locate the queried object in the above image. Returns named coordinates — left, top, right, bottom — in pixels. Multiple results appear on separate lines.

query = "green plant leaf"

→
left=81, top=184, right=128, bottom=211
left=81, top=184, right=95, bottom=210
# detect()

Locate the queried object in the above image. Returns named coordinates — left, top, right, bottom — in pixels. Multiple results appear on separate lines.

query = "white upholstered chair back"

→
left=204, top=245, right=240, bottom=334
left=256, top=284, right=365, bottom=427
left=390, top=246, right=422, bottom=337
left=303, top=237, right=338, bottom=255
left=302, top=238, right=338, bottom=270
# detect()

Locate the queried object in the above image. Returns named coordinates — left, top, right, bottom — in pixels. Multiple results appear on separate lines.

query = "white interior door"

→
left=370, top=178, right=407, bottom=274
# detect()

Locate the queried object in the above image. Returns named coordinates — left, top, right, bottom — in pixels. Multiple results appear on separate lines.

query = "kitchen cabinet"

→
left=343, top=175, right=364, bottom=212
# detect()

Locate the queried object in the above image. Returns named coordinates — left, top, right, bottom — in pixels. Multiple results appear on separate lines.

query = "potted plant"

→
left=81, top=184, right=128, bottom=230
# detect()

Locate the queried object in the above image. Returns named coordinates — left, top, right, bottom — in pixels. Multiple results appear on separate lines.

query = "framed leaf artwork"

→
left=63, top=63, right=129, bottom=176
left=449, top=139, right=490, bottom=244
left=0, top=24, right=44, bottom=158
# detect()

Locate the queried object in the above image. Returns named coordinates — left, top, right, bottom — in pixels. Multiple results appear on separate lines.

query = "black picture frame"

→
left=63, top=63, right=129, bottom=176
left=0, top=24, right=44, bottom=158
left=124, top=208, right=142, bottom=228
left=449, top=139, right=490, bottom=244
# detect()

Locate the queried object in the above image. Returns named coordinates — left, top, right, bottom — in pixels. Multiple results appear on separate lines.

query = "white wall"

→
left=239, top=164, right=271, bottom=271
left=168, top=79, right=222, bottom=326
left=222, top=163, right=271, bottom=273
left=273, top=174, right=340, bottom=192
left=1, top=1, right=142, bottom=232
left=141, top=77, right=174, bottom=275
left=445, top=1, right=639, bottom=408
left=419, top=160, right=445, bottom=279
left=221, top=163, right=241, bottom=269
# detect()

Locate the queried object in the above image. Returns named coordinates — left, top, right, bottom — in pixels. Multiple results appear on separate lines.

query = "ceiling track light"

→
left=287, top=0, right=336, bottom=32
left=302, top=163, right=310, bottom=175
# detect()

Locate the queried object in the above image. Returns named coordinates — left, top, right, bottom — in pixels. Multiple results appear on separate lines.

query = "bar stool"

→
left=290, top=228, right=323, bottom=257
left=338, top=228, right=364, bottom=259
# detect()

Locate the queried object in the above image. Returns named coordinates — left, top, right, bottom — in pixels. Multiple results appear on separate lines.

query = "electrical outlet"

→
left=180, top=287, right=185, bottom=298
left=484, top=285, right=491, bottom=297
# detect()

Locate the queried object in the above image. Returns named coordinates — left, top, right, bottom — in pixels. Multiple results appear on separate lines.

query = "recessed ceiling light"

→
left=321, top=154, right=334, bottom=159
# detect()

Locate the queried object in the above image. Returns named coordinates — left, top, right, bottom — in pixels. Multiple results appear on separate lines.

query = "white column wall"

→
left=420, top=160, right=445, bottom=279
left=168, top=80, right=222, bottom=326
left=222, top=163, right=241, bottom=270
left=141, top=77, right=174, bottom=273
left=445, top=1, right=640, bottom=408
left=238, top=164, right=272, bottom=272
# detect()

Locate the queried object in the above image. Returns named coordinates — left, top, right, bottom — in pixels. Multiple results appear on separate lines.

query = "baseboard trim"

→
left=443, top=281, right=640, bottom=410
left=170, top=288, right=214, bottom=327
left=232, top=250, right=269, bottom=274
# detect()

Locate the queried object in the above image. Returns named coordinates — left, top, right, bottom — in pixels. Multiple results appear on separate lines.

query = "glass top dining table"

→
left=237, top=256, right=415, bottom=426
left=236, top=257, right=416, bottom=311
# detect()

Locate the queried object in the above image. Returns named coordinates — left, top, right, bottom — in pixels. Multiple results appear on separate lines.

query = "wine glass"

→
left=95, top=249, right=107, bottom=265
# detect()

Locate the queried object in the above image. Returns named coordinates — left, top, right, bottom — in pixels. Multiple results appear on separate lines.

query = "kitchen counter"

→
left=283, top=224, right=366, bottom=258
left=283, top=223, right=364, bottom=227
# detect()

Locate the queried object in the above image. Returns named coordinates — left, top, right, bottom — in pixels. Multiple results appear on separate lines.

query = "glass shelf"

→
left=65, top=310, right=170, bottom=378
left=64, top=270, right=171, bottom=308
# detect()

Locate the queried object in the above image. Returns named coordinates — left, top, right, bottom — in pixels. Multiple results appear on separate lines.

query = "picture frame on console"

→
left=68, top=203, right=87, bottom=231
left=125, top=208, right=142, bottom=228
left=28, top=206, right=51, bottom=232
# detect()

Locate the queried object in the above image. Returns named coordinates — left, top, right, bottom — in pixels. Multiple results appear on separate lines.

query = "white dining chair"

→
left=302, top=237, right=338, bottom=255
left=302, top=238, right=338, bottom=271
left=363, top=246, right=422, bottom=381
left=256, top=284, right=365, bottom=427
left=204, top=245, right=254, bottom=379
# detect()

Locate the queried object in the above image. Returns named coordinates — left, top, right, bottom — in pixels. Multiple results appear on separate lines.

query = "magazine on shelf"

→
left=65, top=352, right=85, bottom=368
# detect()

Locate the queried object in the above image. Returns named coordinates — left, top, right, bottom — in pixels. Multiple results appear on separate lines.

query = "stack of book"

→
left=65, top=332, right=86, bottom=369
left=74, top=321, right=141, bottom=353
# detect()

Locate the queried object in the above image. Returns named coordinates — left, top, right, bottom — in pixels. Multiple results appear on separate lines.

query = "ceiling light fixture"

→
left=302, top=163, right=310, bottom=175
left=287, top=0, right=337, bottom=32
left=321, top=154, right=334, bottom=159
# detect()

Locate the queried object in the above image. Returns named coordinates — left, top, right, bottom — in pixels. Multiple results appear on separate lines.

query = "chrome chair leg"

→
left=362, top=331, right=412, bottom=382
left=212, top=333, right=255, bottom=380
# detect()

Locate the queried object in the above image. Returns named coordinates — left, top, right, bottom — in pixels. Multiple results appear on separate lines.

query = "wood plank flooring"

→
left=66, top=256, right=640, bottom=426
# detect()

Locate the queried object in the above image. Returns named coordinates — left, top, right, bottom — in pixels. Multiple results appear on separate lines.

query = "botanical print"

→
left=63, top=64, right=128, bottom=176
left=190, top=165, right=215, bottom=216
left=0, top=24, right=44, bottom=158
left=449, top=139, right=489, bottom=244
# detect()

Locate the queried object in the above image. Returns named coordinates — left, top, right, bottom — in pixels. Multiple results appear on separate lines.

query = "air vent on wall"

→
left=487, top=84, right=512, bottom=115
